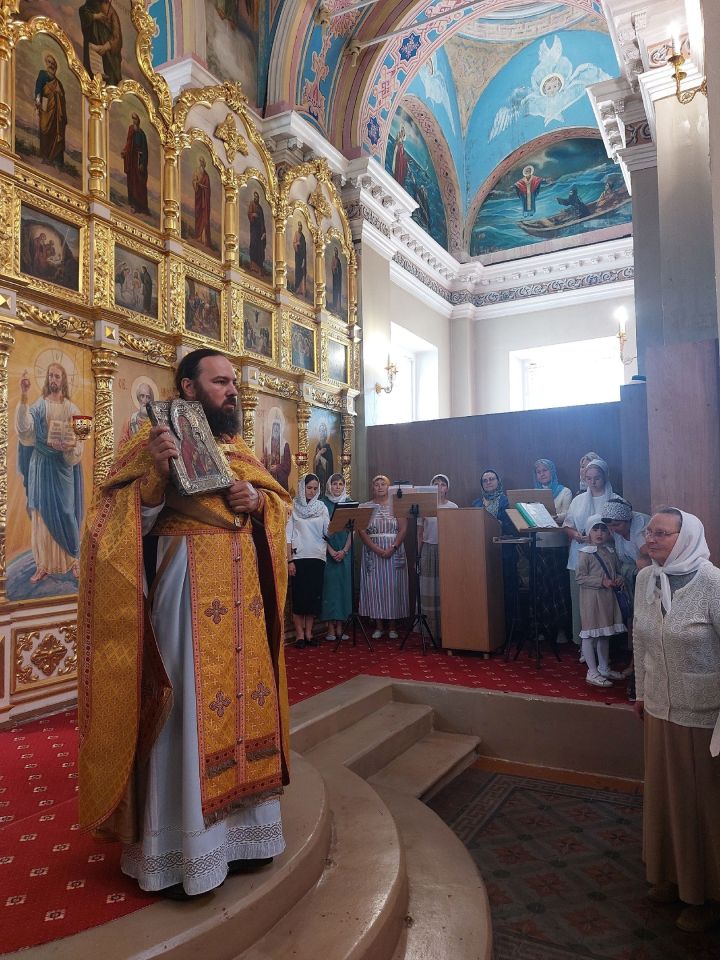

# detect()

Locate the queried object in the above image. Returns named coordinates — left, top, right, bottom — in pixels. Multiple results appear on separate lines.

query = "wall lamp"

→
left=668, top=25, right=707, bottom=104
left=374, top=358, right=398, bottom=394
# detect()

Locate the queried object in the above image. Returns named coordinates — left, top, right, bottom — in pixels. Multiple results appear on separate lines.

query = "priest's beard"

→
left=192, top=384, right=240, bottom=437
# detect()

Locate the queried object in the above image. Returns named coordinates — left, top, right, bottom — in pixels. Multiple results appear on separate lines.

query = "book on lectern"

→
left=515, top=501, right=558, bottom=529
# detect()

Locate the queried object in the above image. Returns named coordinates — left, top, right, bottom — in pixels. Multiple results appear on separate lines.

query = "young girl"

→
left=575, top=515, right=626, bottom=687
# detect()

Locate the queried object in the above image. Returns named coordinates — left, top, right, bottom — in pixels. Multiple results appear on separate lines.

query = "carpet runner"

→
left=428, top=766, right=720, bottom=960
left=0, top=638, right=632, bottom=953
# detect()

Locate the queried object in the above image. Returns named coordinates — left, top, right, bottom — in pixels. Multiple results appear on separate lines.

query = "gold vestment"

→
left=77, top=425, right=291, bottom=836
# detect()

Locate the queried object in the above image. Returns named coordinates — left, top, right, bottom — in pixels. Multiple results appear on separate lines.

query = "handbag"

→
left=594, top=551, right=632, bottom=626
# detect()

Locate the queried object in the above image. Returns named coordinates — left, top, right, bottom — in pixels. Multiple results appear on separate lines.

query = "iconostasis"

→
left=0, top=0, right=359, bottom=723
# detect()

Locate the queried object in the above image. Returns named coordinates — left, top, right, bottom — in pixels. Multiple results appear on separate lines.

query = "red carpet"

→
left=0, top=637, right=631, bottom=952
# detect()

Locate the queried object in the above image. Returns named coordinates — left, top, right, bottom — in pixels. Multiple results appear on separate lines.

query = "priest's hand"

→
left=226, top=480, right=261, bottom=515
left=147, top=424, right=178, bottom=479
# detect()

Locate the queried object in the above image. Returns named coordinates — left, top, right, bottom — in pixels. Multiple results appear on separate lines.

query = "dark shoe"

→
left=296, top=639, right=306, bottom=649
left=228, top=856, right=273, bottom=875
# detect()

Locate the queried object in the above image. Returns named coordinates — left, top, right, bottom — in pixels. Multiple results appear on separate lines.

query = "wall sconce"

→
left=374, top=358, right=398, bottom=394
left=615, top=309, right=636, bottom=366
left=668, top=24, right=707, bottom=104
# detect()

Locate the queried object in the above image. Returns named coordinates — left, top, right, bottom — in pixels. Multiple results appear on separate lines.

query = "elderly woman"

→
left=287, top=474, right=330, bottom=649
left=563, top=458, right=615, bottom=645
left=417, top=473, right=458, bottom=642
left=533, top=458, right=573, bottom=644
left=634, top=509, right=720, bottom=933
left=358, top=474, right=408, bottom=639
left=320, top=473, right=352, bottom=642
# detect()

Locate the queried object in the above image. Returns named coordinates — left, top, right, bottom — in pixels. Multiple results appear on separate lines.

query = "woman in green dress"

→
left=321, top=473, right=353, bottom=641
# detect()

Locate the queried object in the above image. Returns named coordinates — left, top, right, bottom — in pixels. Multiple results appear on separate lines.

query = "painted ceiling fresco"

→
left=148, top=1, right=630, bottom=260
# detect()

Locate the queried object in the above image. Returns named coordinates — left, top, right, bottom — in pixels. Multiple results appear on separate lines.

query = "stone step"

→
left=305, top=701, right=435, bottom=781
left=290, top=675, right=394, bottom=754
left=9, top=754, right=330, bottom=960
left=369, top=731, right=481, bottom=800
left=379, top=787, right=493, bottom=960
left=237, top=764, right=407, bottom=960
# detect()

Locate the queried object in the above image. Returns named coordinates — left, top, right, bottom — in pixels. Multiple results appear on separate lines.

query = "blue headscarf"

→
left=534, top=458, right=564, bottom=499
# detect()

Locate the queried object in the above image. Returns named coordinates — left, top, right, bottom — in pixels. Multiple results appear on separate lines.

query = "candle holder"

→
left=293, top=452, right=308, bottom=472
left=72, top=414, right=93, bottom=440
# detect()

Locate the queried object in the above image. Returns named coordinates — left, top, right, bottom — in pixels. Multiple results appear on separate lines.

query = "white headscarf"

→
left=292, top=473, right=326, bottom=519
left=324, top=472, right=350, bottom=505
left=566, top=459, right=614, bottom=543
left=644, top=509, right=710, bottom=612
left=578, top=514, right=609, bottom=553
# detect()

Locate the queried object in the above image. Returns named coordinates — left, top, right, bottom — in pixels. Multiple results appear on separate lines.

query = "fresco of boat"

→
left=518, top=193, right=632, bottom=239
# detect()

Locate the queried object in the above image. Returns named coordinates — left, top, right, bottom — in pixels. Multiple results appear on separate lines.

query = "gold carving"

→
left=168, top=260, right=185, bottom=335
left=92, top=221, right=112, bottom=308
left=341, top=412, right=354, bottom=493
left=31, top=633, right=66, bottom=676
left=296, top=399, right=311, bottom=471
left=0, top=180, right=15, bottom=277
left=256, top=372, right=298, bottom=400
left=0, top=320, right=14, bottom=598
left=215, top=113, right=249, bottom=164
left=239, top=385, right=258, bottom=448
left=229, top=285, right=242, bottom=354
left=16, top=301, right=93, bottom=339
left=310, top=387, right=343, bottom=410
left=308, top=185, right=331, bottom=224
left=119, top=330, right=174, bottom=364
left=14, top=622, right=78, bottom=691
left=91, top=348, right=118, bottom=486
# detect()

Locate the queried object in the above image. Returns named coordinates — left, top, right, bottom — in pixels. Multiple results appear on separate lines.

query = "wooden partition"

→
left=367, top=401, right=624, bottom=507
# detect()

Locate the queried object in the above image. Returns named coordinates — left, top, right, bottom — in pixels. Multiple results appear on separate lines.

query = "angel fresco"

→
left=488, top=37, right=610, bottom=142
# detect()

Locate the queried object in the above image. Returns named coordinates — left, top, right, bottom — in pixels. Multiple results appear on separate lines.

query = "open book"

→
left=514, top=501, right=558, bottom=529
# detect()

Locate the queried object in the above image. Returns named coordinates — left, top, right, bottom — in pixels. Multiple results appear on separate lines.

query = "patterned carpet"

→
left=427, top=767, right=720, bottom=960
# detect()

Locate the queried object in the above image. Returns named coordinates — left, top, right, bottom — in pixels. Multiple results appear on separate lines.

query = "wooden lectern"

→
left=438, top=508, right=505, bottom=654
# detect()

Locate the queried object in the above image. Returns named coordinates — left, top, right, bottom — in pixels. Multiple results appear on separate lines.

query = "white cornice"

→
left=390, top=260, right=453, bottom=317
left=261, top=111, right=348, bottom=174
left=470, top=277, right=635, bottom=320
left=157, top=57, right=220, bottom=99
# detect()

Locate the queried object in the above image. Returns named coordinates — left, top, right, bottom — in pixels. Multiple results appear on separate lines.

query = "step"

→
left=237, top=764, right=407, bottom=960
left=368, top=731, right=481, bottom=799
left=10, top=754, right=331, bottom=960
left=305, top=701, right=435, bottom=781
left=290, top=675, right=394, bottom=754
left=378, top=787, right=493, bottom=960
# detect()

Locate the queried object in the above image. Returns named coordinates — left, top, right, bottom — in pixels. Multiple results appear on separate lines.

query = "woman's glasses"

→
left=644, top=527, right=680, bottom=540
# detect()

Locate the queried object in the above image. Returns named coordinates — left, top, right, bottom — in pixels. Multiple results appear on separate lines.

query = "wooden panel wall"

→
left=646, top=339, right=720, bottom=561
left=367, top=402, right=623, bottom=508
left=619, top=381, right=651, bottom=515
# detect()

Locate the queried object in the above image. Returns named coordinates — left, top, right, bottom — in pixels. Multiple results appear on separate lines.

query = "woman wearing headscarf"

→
left=320, top=473, right=352, bottom=642
left=563, top=458, right=614, bottom=645
left=633, top=509, right=720, bottom=933
left=286, top=474, right=330, bottom=648
left=417, top=474, right=458, bottom=642
left=473, top=468, right=515, bottom=638
left=576, top=450, right=602, bottom=496
left=533, top=458, right=573, bottom=644
left=358, top=474, right=408, bottom=639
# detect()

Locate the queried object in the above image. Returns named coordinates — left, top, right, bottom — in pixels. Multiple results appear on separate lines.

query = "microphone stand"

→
left=399, top=503, right=439, bottom=655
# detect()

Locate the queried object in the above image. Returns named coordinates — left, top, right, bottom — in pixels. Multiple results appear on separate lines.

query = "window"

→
left=509, top=336, right=624, bottom=411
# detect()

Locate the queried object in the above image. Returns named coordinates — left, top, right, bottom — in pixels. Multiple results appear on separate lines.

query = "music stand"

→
left=392, top=489, right=440, bottom=654
left=505, top=506, right=560, bottom=666
left=328, top=503, right=374, bottom=652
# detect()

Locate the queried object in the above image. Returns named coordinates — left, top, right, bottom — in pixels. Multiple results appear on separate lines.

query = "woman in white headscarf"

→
left=633, top=508, right=720, bottom=933
left=417, top=474, right=458, bottom=642
left=287, top=474, right=330, bottom=648
left=563, top=458, right=614, bottom=645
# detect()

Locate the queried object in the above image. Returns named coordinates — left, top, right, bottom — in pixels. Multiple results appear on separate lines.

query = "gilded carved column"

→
left=162, top=142, right=181, bottom=238
left=239, top=385, right=257, bottom=449
left=295, top=399, right=311, bottom=475
left=274, top=205, right=287, bottom=292
left=348, top=260, right=358, bottom=331
left=0, top=20, right=12, bottom=150
left=91, top=348, right=118, bottom=486
left=315, top=241, right=326, bottom=310
left=0, top=321, right=15, bottom=598
left=87, top=81, right=107, bottom=198
left=224, top=174, right=239, bottom=266
left=229, top=285, right=242, bottom=354
left=341, top=412, right=354, bottom=495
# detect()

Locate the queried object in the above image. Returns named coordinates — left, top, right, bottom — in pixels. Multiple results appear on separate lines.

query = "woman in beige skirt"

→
left=633, top=508, right=720, bottom=933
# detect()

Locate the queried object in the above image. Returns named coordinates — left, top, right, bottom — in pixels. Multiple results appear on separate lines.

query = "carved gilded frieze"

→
left=91, top=348, right=118, bottom=486
left=118, top=330, right=174, bottom=365
left=256, top=372, right=299, bottom=401
left=12, top=621, right=77, bottom=693
left=16, top=301, right=93, bottom=340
